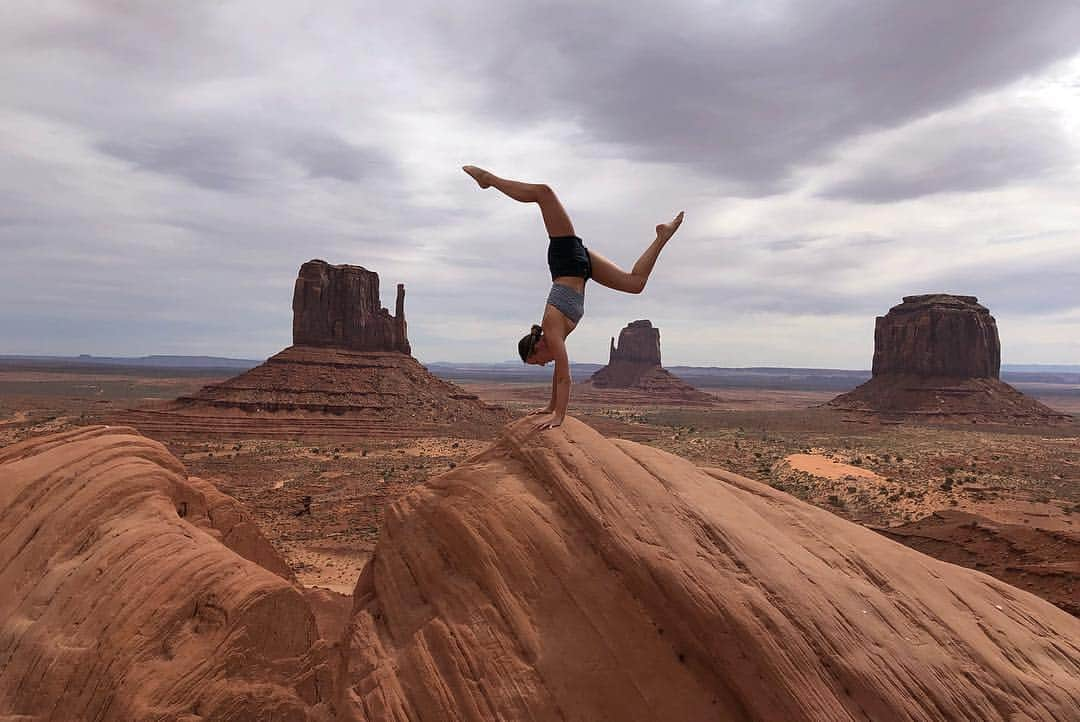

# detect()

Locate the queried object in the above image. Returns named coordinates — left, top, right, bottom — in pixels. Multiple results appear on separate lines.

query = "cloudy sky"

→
left=2, top=1, right=1079, bottom=366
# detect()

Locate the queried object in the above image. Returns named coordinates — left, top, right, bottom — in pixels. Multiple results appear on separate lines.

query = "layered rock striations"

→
left=339, top=417, right=1080, bottom=720
left=871, top=294, right=999, bottom=377
left=585, top=320, right=714, bottom=402
left=116, top=260, right=506, bottom=439
left=0, top=426, right=333, bottom=721
left=830, top=294, right=1068, bottom=423
left=5, top=420, right=1080, bottom=720
left=293, top=260, right=410, bottom=354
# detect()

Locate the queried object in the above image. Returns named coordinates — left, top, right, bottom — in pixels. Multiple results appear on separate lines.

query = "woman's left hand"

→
left=539, top=415, right=564, bottom=431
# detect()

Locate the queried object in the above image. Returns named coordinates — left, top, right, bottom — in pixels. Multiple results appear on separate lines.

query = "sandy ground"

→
left=784, top=452, right=887, bottom=483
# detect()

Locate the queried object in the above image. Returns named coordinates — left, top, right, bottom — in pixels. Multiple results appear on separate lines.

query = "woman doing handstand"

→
left=462, top=165, right=683, bottom=429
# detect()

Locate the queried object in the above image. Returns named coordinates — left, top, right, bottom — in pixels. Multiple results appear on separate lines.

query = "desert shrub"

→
left=827, top=495, right=843, bottom=507
left=940, top=478, right=954, bottom=491
left=851, top=457, right=862, bottom=466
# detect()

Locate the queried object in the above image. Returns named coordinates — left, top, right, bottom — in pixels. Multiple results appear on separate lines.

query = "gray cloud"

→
left=446, top=0, right=1080, bottom=191
left=1, top=3, right=1079, bottom=365
left=820, top=107, right=1076, bottom=202
left=97, top=127, right=394, bottom=191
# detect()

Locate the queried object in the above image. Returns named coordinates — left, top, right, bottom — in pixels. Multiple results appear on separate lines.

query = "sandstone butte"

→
left=3, top=420, right=1080, bottom=721
left=829, top=294, right=1070, bottom=423
left=114, top=260, right=507, bottom=439
left=585, top=320, right=715, bottom=403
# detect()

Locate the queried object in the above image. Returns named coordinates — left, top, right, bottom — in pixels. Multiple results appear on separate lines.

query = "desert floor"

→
left=2, top=363, right=1076, bottom=613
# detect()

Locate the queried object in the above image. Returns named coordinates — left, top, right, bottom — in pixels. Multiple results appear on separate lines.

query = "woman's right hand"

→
left=527, top=406, right=554, bottom=416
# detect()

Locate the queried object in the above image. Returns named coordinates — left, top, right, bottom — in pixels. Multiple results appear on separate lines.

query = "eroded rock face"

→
left=0, top=426, right=333, bottom=721
left=587, top=320, right=713, bottom=402
left=830, top=294, right=1068, bottom=423
left=113, top=261, right=509, bottom=440
left=339, top=417, right=1080, bottom=720
left=609, top=319, right=661, bottom=367
left=292, top=259, right=410, bottom=354
left=872, top=294, right=1000, bottom=378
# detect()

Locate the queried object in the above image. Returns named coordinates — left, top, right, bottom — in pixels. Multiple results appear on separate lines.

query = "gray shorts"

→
left=547, top=282, right=585, bottom=323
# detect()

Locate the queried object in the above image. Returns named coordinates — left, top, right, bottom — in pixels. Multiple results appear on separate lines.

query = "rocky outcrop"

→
left=872, top=295, right=999, bottom=377
left=293, top=259, right=410, bottom=354
left=114, top=261, right=508, bottom=439
left=5, top=420, right=1080, bottom=721
left=0, top=426, right=333, bottom=721
left=586, top=320, right=714, bottom=402
left=830, top=295, right=1069, bottom=423
left=338, top=417, right=1080, bottom=720
left=117, top=346, right=508, bottom=440
left=609, top=318, right=662, bottom=366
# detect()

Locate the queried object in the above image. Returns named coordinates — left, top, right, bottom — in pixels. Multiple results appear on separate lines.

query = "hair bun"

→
left=531, top=324, right=542, bottom=337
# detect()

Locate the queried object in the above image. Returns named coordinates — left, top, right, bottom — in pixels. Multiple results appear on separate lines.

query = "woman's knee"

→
left=535, top=183, right=556, bottom=202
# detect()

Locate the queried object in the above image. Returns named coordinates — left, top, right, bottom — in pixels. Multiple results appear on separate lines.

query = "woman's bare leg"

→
left=589, top=211, right=684, bottom=294
left=463, top=165, right=574, bottom=237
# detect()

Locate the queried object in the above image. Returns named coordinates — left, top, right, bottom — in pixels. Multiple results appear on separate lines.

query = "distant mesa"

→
left=830, top=294, right=1069, bottom=423
left=293, top=259, right=410, bottom=354
left=584, top=320, right=714, bottom=402
left=115, top=259, right=507, bottom=438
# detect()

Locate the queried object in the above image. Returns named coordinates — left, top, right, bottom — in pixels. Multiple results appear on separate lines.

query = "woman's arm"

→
left=526, top=373, right=556, bottom=415
left=540, top=332, right=571, bottom=429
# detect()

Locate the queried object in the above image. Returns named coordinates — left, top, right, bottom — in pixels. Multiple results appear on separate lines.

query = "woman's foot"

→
left=462, top=165, right=492, bottom=188
left=656, top=211, right=684, bottom=243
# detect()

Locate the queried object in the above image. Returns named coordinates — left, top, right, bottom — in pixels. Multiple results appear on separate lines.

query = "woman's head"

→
left=518, top=324, right=548, bottom=365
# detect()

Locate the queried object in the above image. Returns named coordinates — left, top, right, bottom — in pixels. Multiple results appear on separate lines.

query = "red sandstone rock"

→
left=114, top=346, right=509, bottom=440
left=5, top=420, right=1080, bottom=720
left=831, top=295, right=1069, bottom=423
left=610, top=318, right=662, bottom=366
left=872, top=294, right=999, bottom=377
left=292, top=259, right=410, bottom=354
left=587, top=320, right=713, bottom=402
left=114, top=261, right=509, bottom=440
left=338, top=417, right=1080, bottom=720
left=0, top=426, right=333, bottom=721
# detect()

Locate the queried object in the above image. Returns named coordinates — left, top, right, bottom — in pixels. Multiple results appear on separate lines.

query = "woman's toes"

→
left=462, top=165, right=491, bottom=188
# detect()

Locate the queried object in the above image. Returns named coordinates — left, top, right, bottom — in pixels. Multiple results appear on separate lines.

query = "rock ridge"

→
left=338, top=416, right=1080, bottom=720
